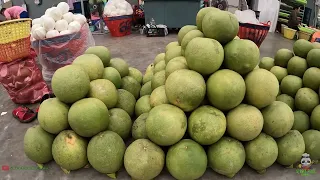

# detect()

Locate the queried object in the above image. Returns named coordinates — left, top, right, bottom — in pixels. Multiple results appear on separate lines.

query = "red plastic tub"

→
left=104, top=15, right=133, bottom=37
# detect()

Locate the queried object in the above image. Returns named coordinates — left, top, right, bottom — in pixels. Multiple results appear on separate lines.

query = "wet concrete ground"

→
left=0, top=32, right=319, bottom=180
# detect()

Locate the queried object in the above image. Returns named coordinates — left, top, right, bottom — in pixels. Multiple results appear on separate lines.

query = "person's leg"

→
left=19, top=11, right=29, bottom=18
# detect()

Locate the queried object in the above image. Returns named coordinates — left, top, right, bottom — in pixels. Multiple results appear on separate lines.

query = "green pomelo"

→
left=146, top=104, right=187, bottom=146
left=85, top=46, right=111, bottom=67
left=121, top=76, right=141, bottom=99
left=145, top=63, right=155, bottom=74
left=150, top=85, right=169, bottom=108
left=88, top=79, right=118, bottom=109
left=295, top=88, right=319, bottom=114
left=38, top=98, right=69, bottom=134
left=151, top=70, right=166, bottom=90
left=208, top=137, right=245, bottom=178
left=245, top=69, right=279, bottom=109
left=181, top=30, right=204, bottom=50
left=303, top=67, right=320, bottom=91
left=293, top=39, right=313, bottom=58
left=143, top=71, right=153, bottom=85
left=165, top=41, right=179, bottom=52
left=202, top=10, right=239, bottom=44
left=245, top=133, right=278, bottom=173
left=135, top=95, right=152, bottom=117
left=181, top=48, right=185, bottom=56
left=188, top=105, right=226, bottom=145
left=107, top=108, right=132, bottom=140
left=132, top=113, right=149, bottom=140
left=177, top=25, right=198, bottom=45
left=154, top=60, right=166, bottom=74
left=128, top=67, right=143, bottom=84
left=103, top=67, right=122, bottom=89
left=227, top=104, right=264, bottom=141
left=276, top=130, right=305, bottom=166
left=24, top=125, right=55, bottom=164
left=196, top=7, right=220, bottom=31
left=270, top=66, right=288, bottom=82
left=166, top=69, right=206, bottom=112
left=52, top=65, right=90, bottom=104
left=52, top=130, right=88, bottom=170
left=311, top=105, right=320, bottom=131
left=292, top=111, right=310, bottom=133
left=154, top=53, right=165, bottom=65
left=274, top=49, right=294, bottom=67
left=165, top=56, right=188, bottom=78
left=307, top=49, right=320, bottom=68
left=207, top=69, right=246, bottom=111
left=87, top=131, right=125, bottom=174
left=224, top=39, right=260, bottom=75
left=109, top=58, right=129, bottom=77
left=68, top=98, right=109, bottom=137
left=140, top=81, right=152, bottom=97
left=115, top=89, right=136, bottom=117
left=124, top=139, right=165, bottom=180
left=185, top=37, right=224, bottom=75
left=312, top=42, right=320, bottom=49
left=72, top=54, right=104, bottom=80
left=262, top=101, right=294, bottom=138
left=287, top=56, right=308, bottom=77
left=280, top=75, right=302, bottom=97
left=165, top=46, right=182, bottom=64
left=276, top=94, right=295, bottom=110
left=302, top=130, right=320, bottom=160
left=166, top=139, right=207, bottom=180
left=259, top=57, right=275, bottom=70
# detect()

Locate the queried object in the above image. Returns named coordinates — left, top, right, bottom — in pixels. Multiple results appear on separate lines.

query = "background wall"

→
left=306, top=0, right=315, bottom=26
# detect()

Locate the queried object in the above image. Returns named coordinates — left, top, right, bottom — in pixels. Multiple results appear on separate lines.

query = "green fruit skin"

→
left=208, top=137, right=245, bottom=178
left=115, top=89, right=136, bottom=117
left=262, top=101, right=294, bottom=138
left=303, top=67, right=320, bottom=91
left=68, top=98, right=109, bottom=137
left=292, top=111, right=310, bottom=133
left=307, top=49, right=320, bottom=68
left=207, top=69, right=246, bottom=111
left=293, top=39, right=313, bottom=58
left=270, top=66, right=288, bottom=82
left=140, top=81, right=152, bottom=97
left=165, top=56, right=188, bottom=78
left=287, top=56, right=308, bottom=77
left=52, top=130, right=88, bottom=170
left=177, top=25, right=198, bottom=45
left=24, top=125, right=55, bottom=164
left=88, top=79, right=118, bottom=109
left=165, top=46, right=182, bottom=64
left=121, top=76, right=142, bottom=99
left=52, top=65, right=90, bottom=104
left=181, top=30, right=204, bottom=50
left=154, top=53, right=165, bottom=65
left=166, top=139, right=207, bottom=180
left=146, top=104, right=187, bottom=146
left=132, top=113, right=149, bottom=140
left=259, top=57, right=275, bottom=70
left=274, top=49, right=294, bottom=67
left=227, top=104, right=264, bottom=141
left=312, top=42, right=320, bottom=49
left=276, top=130, right=305, bottom=166
left=276, top=94, right=295, bottom=110
left=109, top=58, right=129, bottom=77
left=38, top=98, right=69, bottom=134
left=165, top=42, right=179, bottom=52
left=135, top=95, right=152, bottom=117
left=295, top=88, right=319, bottom=114
left=224, top=39, right=260, bottom=75
left=85, top=46, right=111, bottom=67
left=188, top=105, right=226, bottom=145
left=128, top=67, right=143, bottom=84
left=87, top=131, right=126, bottom=174
left=150, top=85, right=169, bottom=108
left=72, top=54, right=104, bottom=81
left=108, top=108, right=132, bottom=140
left=145, top=63, right=155, bottom=74
left=185, top=37, right=224, bottom=75
left=103, top=67, right=122, bottom=89
left=151, top=70, right=166, bottom=90
left=302, top=130, right=320, bottom=160
left=280, top=75, right=302, bottom=97
left=245, top=133, right=278, bottom=172
left=196, top=7, right=220, bottom=31
left=154, top=60, right=166, bottom=74
left=124, top=139, right=165, bottom=180
left=143, top=72, right=153, bottom=85
left=311, top=105, right=320, bottom=131
left=165, top=69, right=206, bottom=112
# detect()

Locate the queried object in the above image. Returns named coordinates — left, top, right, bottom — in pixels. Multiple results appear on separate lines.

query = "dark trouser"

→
left=19, top=11, right=29, bottom=18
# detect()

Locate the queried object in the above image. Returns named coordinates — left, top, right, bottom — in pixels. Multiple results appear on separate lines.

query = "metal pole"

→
left=81, top=0, right=85, bottom=15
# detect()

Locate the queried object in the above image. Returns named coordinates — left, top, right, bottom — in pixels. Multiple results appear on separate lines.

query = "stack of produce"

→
left=24, top=7, right=320, bottom=179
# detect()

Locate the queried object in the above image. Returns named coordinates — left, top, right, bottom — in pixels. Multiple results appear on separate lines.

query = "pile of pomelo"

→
left=23, top=7, right=320, bottom=179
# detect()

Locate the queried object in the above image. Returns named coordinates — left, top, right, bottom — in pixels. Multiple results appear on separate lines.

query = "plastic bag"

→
left=0, top=50, right=50, bottom=104
left=31, top=24, right=95, bottom=82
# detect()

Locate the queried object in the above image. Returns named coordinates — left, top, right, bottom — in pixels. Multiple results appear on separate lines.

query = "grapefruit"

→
left=274, top=49, right=294, bottom=67
left=154, top=53, right=165, bottom=65
left=165, top=46, right=182, bottom=64
left=292, top=111, right=310, bottom=133
left=85, top=46, right=111, bottom=67
left=181, top=30, right=204, bottom=50
left=121, top=76, right=141, bottom=99
left=88, top=79, right=118, bottom=109
left=196, top=7, right=220, bottom=31
left=311, top=105, right=320, bottom=130
left=303, top=67, right=320, bottom=91
left=72, top=54, right=104, bottom=80
left=302, top=130, right=320, bottom=160
left=280, top=75, right=302, bottom=97
left=140, top=81, right=152, bottom=97
left=135, top=95, right=152, bottom=117
left=270, top=66, right=288, bottom=82
left=128, top=67, right=143, bottom=84
left=151, top=70, right=166, bottom=90
left=150, top=85, right=169, bottom=108
left=165, top=56, right=188, bottom=78
left=177, top=25, right=197, bottom=45
left=103, top=67, right=122, bottom=89
left=276, top=94, right=295, bottom=110
left=165, top=41, right=179, bottom=52
left=154, top=60, right=166, bottom=74
left=259, top=57, right=274, bottom=70
left=287, top=56, right=308, bottom=77
left=132, top=113, right=149, bottom=140
left=307, top=49, right=320, bottom=68
left=115, top=89, right=136, bottom=116
left=293, top=39, right=313, bottom=58
left=107, top=108, right=132, bottom=140
left=109, top=58, right=129, bottom=77
left=295, top=88, right=319, bottom=114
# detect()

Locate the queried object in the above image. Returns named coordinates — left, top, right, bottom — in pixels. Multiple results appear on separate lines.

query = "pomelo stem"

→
left=107, top=173, right=116, bottom=179
left=257, top=169, right=266, bottom=174
left=286, top=165, right=294, bottom=169
left=61, top=167, right=70, bottom=174
left=37, top=163, right=44, bottom=169
left=84, top=164, right=91, bottom=169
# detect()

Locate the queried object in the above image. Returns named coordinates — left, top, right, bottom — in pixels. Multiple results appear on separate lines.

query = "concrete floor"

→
left=0, top=32, right=319, bottom=180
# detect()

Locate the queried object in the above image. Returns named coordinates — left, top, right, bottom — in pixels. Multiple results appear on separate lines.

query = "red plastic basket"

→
left=238, top=21, right=271, bottom=47
left=104, top=15, right=132, bottom=37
